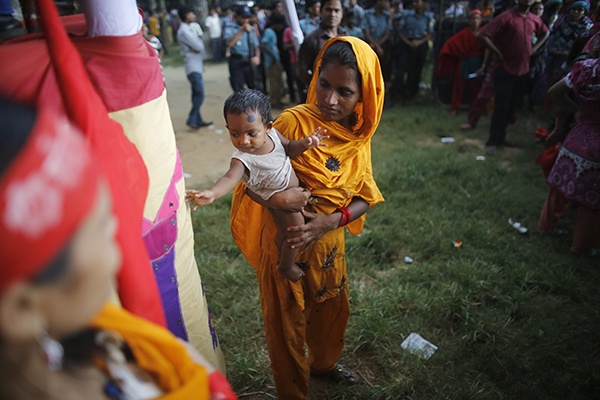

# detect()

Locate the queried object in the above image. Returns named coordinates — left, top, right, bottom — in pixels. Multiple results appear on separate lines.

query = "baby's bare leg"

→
left=272, top=209, right=305, bottom=282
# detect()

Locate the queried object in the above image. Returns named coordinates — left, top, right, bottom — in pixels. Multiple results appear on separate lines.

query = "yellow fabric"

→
left=230, top=37, right=384, bottom=399
left=149, top=16, right=161, bottom=36
left=91, top=303, right=210, bottom=399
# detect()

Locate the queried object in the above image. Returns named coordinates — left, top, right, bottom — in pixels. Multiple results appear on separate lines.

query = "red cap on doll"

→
left=0, top=107, right=101, bottom=290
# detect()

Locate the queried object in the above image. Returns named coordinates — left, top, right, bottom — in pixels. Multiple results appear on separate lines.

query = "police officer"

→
left=223, top=5, right=261, bottom=92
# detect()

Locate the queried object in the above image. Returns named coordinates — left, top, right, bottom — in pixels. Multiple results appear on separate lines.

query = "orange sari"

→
left=230, top=37, right=384, bottom=399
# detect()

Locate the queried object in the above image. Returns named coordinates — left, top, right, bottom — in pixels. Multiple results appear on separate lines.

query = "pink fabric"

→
left=570, top=57, right=600, bottom=104
left=283, top=27, right=297, bottom=64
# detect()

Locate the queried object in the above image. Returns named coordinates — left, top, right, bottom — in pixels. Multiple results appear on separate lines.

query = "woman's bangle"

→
left=336, top=206, right=352, bottom=228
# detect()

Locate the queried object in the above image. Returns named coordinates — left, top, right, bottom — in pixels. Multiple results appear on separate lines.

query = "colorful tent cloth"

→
left=0, top=3, right=225, bottom=371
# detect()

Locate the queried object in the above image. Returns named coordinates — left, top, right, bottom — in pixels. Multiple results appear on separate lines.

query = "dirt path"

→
left=164, top=63, right=234, bottom=188
left=164, top=62, right=286, bottom=188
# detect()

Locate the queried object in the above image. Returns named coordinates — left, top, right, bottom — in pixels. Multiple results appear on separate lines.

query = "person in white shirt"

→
left=205, top=8, right=223, bottom=61
left=177, top=6, right=212, bottom=129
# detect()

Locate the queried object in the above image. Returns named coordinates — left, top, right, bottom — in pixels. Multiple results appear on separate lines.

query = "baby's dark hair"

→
left=318, top=40, right=362, bottom=88
left=223, top=89, right=272, bottom=125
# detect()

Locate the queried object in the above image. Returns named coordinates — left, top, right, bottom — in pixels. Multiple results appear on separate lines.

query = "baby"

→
left=186, top=89, right=328, bottom=282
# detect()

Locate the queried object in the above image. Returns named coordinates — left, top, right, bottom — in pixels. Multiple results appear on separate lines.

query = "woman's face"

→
left=469, top=14, right=482, bottom=30
left=315, top=61, right=361, bottom=128
left=568, top=6, right=586, bottom=21
left=531, top=3, right=544, bottom=16
left=40, top=183, right=120, bottom=337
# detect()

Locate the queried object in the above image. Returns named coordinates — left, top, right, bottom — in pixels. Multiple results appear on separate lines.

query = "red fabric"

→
left=534, top=127, right=550, bottom=139
left=0, top=17, right=164, bottom=114
left=0, top=108, right=100, bottom=291
left=436, top=28, right=484, bottom=78
left=479, top=8, right=548, bottom=76
left=0, top=0, right=166, bottom=326
left=208, top=371, right=238, bottom=400
left=450, top=66, right=482, bottom=111
left=536, top=145, right=560, bottom=177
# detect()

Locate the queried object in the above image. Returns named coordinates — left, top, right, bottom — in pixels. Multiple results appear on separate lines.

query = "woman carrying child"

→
left=230, top=36, right=385, bottom=399
left=187, top=89, right=329, bottom=282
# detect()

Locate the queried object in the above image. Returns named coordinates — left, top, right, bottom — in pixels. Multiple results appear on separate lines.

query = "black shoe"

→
left=197, top=121, right=213, bottom=128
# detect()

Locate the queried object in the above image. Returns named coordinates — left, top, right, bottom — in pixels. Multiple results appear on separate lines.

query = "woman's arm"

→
left=287, top=197, right=370, bottom=249
left=545, top=79, right=578, bottom=148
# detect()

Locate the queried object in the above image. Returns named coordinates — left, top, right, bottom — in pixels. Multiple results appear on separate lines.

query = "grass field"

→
left=185, top=83, right=599, bottom=399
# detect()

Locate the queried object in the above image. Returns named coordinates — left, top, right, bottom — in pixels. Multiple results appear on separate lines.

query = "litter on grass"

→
left=440, top=136, right=455, bottom=143
left=451, top=240, right=463, bottom=248
left=401, top=333, right=438, bottom=359
left=508, top=218, right=528, bottom=234
left=476, top=156, right=486, bottom=161
left=183, top=172, right=192, bottom=179
left=404, top=256, right=414, bottom=264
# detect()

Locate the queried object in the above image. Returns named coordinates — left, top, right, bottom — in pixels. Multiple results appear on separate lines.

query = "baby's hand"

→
left=303, top=126, right=329, bottom=149
left=185, top=189, right=215, bottom=211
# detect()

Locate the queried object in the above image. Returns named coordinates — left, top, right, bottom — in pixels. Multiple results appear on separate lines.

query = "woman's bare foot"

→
left=277, top=263, right=305, bottom=282
left=460, top=123, right=474, bottom=130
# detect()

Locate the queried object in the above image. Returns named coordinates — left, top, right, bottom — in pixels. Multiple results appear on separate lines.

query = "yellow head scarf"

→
left=306, top=36, right=385, bottom=141
left=231, top=36, right=385, bottom=268
left=274, top=36, right=385, bottom=211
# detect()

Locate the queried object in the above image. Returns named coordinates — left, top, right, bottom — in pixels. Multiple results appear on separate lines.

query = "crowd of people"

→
left=1, top=0, right=598, bottom=399
left=147, top=0, right=438, bottom=112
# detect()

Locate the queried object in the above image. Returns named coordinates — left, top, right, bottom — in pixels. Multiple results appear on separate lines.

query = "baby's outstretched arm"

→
left=283, top=126, right=329, bottom=158
left=185, top=159, right=245, bottom=211
left=186, top=189, right=217, bottom=211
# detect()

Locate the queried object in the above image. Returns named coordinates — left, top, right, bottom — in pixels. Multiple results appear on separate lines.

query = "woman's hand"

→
left=286, top=209, right=339, bottom=249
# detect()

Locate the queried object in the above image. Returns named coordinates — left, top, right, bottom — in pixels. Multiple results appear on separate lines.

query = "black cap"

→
left=235, top=5, right=253, bottom=17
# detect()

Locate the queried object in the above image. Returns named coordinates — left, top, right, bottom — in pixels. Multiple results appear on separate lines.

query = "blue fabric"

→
left=223, top=21, right=259, bottom=57
left=186, top=72, right=206, bottom=127
left=362, top=9, right=391, bottom=42
left=261, top=27, right=280, bottom=68
left=395, top=10, right=434, bottom=39
left=299, top=16, right=319, bottom=36
left=342, top=25, right=365, bottom=39
left=0, top=0, right=13, bottom=15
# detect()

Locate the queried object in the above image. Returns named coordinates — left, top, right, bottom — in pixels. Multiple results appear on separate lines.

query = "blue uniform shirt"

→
left=299, top=16, right=320, bottom=36
left=223, top=21, right=259, bottom=57
left=395, top=10, right=434, bottom=40
left=362, top=9, right=391, bottom=42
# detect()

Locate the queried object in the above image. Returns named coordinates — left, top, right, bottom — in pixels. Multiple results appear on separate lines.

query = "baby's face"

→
left=226, top=111, right=271, bottom=154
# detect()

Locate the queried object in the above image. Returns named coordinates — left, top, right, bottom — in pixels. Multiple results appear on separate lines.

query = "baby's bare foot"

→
left=277, top=264, right=305, bottom=282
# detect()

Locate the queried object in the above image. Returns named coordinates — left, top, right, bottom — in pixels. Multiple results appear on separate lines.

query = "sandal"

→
left=310, top=363, right=361, bottom=385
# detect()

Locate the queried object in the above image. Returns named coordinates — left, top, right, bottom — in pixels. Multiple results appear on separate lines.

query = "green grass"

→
left=189, top=93, right=600, bottom=399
